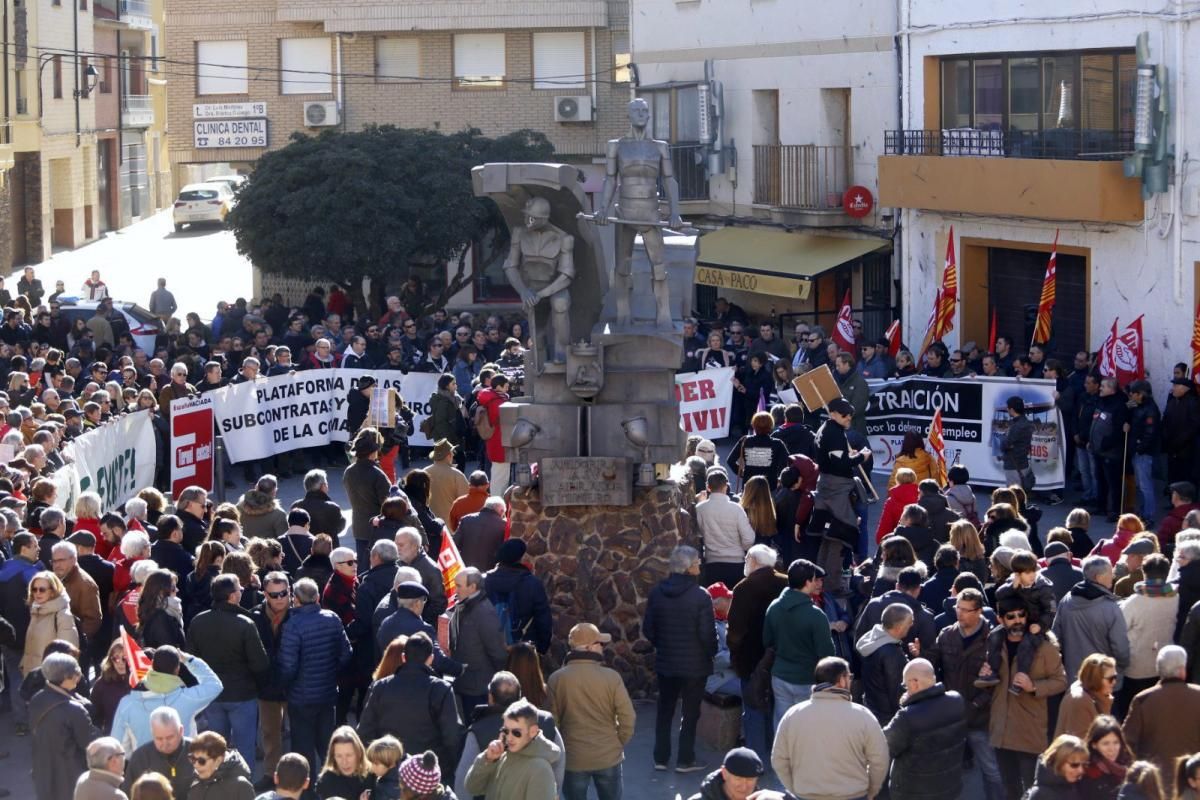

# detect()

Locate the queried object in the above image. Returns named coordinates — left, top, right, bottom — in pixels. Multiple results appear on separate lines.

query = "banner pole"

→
left=1119, top=428, right=1129, bottom=515
left=214, top=436, right=227, bottom=504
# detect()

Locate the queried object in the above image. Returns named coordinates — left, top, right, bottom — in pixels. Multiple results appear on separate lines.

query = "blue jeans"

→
left=288, top=702, right=336, bottom=781
left=1077, top=444, right=1096, bottom=500
left=771, top=676, right=812, bottom=730
left=202, top=699, right=259, bottom=774
left=2, top=646, right=27, bottom=725
left=967, top=727, right=1004, bottom=799
left=563, top=763, right=623, bottom=800
left=740, top=677, right=772, bottom=768
left=1132, top=454, right=1156, bottom=520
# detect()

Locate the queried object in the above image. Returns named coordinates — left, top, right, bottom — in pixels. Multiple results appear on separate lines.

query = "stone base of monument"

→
left=507, top=480, right=696, bottom=696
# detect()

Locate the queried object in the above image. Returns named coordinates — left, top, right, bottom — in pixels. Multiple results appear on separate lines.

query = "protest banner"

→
left=865, top=375, right=1065, bottom=489
left=170, top=394, right=215, bottom=497
left=674, top=367, right=735, bottom=439
left=52, top=410, right=158, bottom=512
left=211, top=369, right=441, bottom=463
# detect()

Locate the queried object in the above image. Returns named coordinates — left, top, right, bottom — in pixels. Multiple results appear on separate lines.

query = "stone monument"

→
left=470, top=103, right=699, bottom=687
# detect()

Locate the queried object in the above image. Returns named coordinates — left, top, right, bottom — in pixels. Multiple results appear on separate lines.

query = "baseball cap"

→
left=1122, top=538, right=1156, bottom=557
left=568, top=622, right=612, bottom=648
left=1043, top=541, right=1070, bottom=560
left=66, top=531, right=96, bottom=548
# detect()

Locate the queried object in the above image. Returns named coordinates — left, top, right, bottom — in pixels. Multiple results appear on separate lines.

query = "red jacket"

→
left=1090, top=527, right=1137, bottom=565
left=876, top=482, right=920, bottom=544
left=1158, top=502, right=1200, bottom=551
left=478, top=388, right=509, bottom=464
left=789, top=454, right=819, bottom=534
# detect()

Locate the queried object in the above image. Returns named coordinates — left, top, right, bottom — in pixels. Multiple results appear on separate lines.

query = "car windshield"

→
left=125, top=304, right=160, bottom=325
left=179, top=189, right=218, bottom=201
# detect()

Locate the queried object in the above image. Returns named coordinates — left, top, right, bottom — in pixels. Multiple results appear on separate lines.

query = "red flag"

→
left=1031, top=230, right=1058, bottom=347
left=885, top=319, right=901, bottom=357
left=1097, top=318, right=1120, bottom=379
left=936, top=226, right=958, bottom=339
left=121, top=627, right=151, bottom=689
left=988, top=307, right=998, bottom=353
left=831, top=290, right=856, bottom=354
left=1112, top=316, right=1145, bottom=386
left=436, top=529, right=467, bottom=607
left=927, top=409, right=948, bottom=486
left=1191, top=301, right=1200, bottom=383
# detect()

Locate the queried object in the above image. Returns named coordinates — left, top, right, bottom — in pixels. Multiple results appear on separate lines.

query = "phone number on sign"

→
left=193, top=119, right=268, bottom=149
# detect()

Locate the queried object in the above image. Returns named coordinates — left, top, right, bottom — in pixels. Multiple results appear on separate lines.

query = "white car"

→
left=173, top=182, right=234, bottom=232
left=206, top=174, right=247, bottom=194
left=56, top=300, right=164, bottom=354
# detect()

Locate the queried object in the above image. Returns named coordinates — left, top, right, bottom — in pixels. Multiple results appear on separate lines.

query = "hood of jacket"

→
left=484, top=563, right=532, bottom=595
left=1069, top=579, right=1118, bottom=604
left=1032, top=760, right=1073, bottom=792
left=788, top=453, right=819, bottom=492
left=856, top=623, right=901, bottom=657
left=510, top=733, right=561, bottom=767
left=236, top=490, right=280, bottom=516
left=658, top=572, right=700, bottom=598
left=195, top=749, right=251, bottom=787
left=920, top=492, right=950, bottom=514
left=31, top=592, right=69, bottom=616
left=477, top=387, right=508, bottom=407
left=944, top=484, right=975, bottom=505
left=774, top=587, right=817, bottom=615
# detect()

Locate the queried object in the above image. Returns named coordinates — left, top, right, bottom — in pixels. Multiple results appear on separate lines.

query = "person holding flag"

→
left=109, top=645, right=224, bottom=750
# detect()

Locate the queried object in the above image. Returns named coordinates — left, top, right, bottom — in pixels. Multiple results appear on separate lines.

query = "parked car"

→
left=205, top=174, right=246, bottom=195
left=56, top=300, right=163, bottom=354
left=173, top=182, right=234, bottom=232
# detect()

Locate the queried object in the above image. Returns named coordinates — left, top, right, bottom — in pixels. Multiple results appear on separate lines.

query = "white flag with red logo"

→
left=831, top=290, right=856, bottom=355
left=1112, top=316, right=1145, bottom=386
left=1097, top=318, right=1119, bottom=379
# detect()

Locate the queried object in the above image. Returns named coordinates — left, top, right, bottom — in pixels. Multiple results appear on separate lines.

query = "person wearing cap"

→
left=1001, top=396, right=1034, bottom=491
left=644, top=545, right=718, bottom=773
left=1158, top=481, right=1200, bottom=558
left=544, top=621, right=635, bottom=798
left=810, top=397, right=871, bottom=595
left=1125, top=379, right=1163, bottom=523
left=1113, top=534, right=1159, bottom=598
left=685, top=747, right=763, bottom=800
left=344, top=428, right=392, bottom=568
left=359, top=632, right=464, bottom=776
left=374, top=578, right=462, bottom=679
left=426, top=436, right=469, bottom=523
left=859, top=337, right=893, bottom=380
left=1042, top=540, right=1084, bottom=603
left=880, top=658, right=966, bottom=800
left=483, top=539, right=552, bottom=654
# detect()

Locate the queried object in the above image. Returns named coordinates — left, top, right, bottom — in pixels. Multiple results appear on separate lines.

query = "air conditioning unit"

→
left=554, top=95, right=593, bottom=123
left=303, top=101, right=340, bottom=128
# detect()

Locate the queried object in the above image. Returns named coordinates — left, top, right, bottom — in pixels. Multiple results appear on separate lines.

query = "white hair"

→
left=120, top=530, right=152, bottom=559
left=50, top=541, right=77, bottom=561
left=483, top=496, right=507, bottom=514
left=1082, top=555, right=1114, bottom=582
left=171, top=362, right=188, bottom=376
left=371, top=539, right=399, bottom=562
left=21, top=444, right=44, bottom=462
left=394, top=527, right=422, bottom=549
left=129, top=559, right=160, bottom=585
left=669, top=545, right=701, bottom=573
left=746, top=544, right=778, bottom=570
left=1157, top=645, right=1188, bottom=679
left=392, top=565, right=422, bottom=589
left=999, top=531, right=1032, bottom=553
left=86, top=737, right=125, bottom=769
left=124, top=497, right=147, bottom=520
left=149, top=706, right=182, bottom=731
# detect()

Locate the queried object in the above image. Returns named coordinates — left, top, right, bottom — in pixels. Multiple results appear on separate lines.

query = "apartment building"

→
left=879, top=0, right=1193, bottom=383
left=631, top=0, right=899, bottom=336
left=164, top=0, right=631, bottom=306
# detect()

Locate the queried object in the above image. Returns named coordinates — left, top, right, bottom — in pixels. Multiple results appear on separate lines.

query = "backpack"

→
left=493, top=590, right=532, bottom=647
left=473, top=403, right=495, bottom=441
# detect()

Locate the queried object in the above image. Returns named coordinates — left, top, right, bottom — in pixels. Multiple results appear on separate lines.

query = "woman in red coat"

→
left=876, top=467, right=920, bottom=544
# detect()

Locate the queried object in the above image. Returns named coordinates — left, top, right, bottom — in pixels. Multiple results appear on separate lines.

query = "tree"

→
left=228, top=126, right=554, bottom=317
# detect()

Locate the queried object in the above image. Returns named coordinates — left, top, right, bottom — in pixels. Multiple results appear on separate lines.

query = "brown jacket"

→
left=1123, top=679, right=1200, bottom=773
left=988, top=632, right=1067, bottom=754
left=726, top=566, right=788, bottom=679
left=1053, top=680, right=1112, bottom=738
left=62, top=565, right=102, bottom=638
left=546, top=651, right=636, bottom=772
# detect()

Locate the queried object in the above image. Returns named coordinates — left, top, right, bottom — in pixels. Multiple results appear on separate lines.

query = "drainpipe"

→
left=117, top=30, right=123, bottom=167
left=895, top=0, right=911, bottom=340
left=74, top=0, right=80, bottom=146
left=1172, top=5, right=1185, bottom=306
left=335, top=33, right=345, bottom=131
left=3, top=0, right=9, bottom=143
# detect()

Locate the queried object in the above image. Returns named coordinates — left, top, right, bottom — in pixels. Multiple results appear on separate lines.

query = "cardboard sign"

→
left=792, top=364, right=842, bottom=412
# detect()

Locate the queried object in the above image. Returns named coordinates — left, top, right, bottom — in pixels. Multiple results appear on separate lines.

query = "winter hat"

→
left=992, top=546, right=1016, bottom=571
left=1044, top=541, right=1071, bottom=561
left=399, top=752, right=441, bottom=795
left=497, top=538, right=527, bottom=566
left=723, top=747, right=764, bottom=778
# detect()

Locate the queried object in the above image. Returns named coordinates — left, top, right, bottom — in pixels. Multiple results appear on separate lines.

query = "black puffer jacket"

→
left=643, top=573, right=717, bottom=679
left=184, top=602, right=270, bottom=702
left=931, top=620, right=994, bottom=730
left=856, top=626, right=907, bottom=726
left=918, top=492, right=960, bottom=544
left=351, top=561, right=398, bottom=652
left=1024, top=760, right=1084, bottom=800
left=291, top=489, right=346, bottom=537
left=893, top=523, right=938, bottom=566
left=188, top=751, right=255, bottom=800
left=883, top=683, right=967, bottom=800
left=358, top=662, right=463, bottom=775
left=483, top=563, right=553, bottom=654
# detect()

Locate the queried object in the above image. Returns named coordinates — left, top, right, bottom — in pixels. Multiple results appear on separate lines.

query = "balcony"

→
left=121, top=95, right=153, bottom=128
left=878, top=129, right=1144, bottom=223
left=95, top=0, right=154, bottom=30
left=753, top=144, right=850, bottom=226
left=277, top=0, right=606, bottom=31
left=669, top=143, right=709, bottom=202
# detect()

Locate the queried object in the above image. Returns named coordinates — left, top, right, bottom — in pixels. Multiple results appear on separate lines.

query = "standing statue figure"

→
left=503, top=196, right=575, bottom=364
left=594, top=98, right=683, bottom=329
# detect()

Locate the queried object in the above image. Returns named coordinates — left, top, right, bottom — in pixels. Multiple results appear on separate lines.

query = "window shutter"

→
left=197, top=41, right=247, bottom=95
left=454, top=33, right=506, bottom=86
left=533, top=32, right=585, bottom=90
left=281, top=38, right=332, bottom=95
left=376, top=38, right=419, bottom=82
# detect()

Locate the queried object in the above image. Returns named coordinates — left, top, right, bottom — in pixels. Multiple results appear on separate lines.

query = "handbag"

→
left=744, top=647, right=775, bottom=711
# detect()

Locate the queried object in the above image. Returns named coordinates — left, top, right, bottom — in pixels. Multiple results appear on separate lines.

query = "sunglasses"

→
left=1003, top=611, right=1027, bottom=621
left=1103, top=674, right=1118, bottom=683
left=31, top=585, right=50, bottom=594
left=1066, top=761, right=1087, bottom=769
left=188, top=755, right=211, bottom=766
left=499, top=727, right=524, bottom=739
left=949, top=357, right=964, bottom=363
left=807, top=337, right=821, bottom=343
left=266, top=590, right=289, bottom=599
left=338, top=559, right=357, bottom=567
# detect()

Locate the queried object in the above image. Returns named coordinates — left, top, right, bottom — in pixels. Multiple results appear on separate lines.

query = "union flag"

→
left=927, top=409, right=948, bottom=486
left=1031, top=230, right=1058, bottom=347
left=436, top=529, right=467, bottom=607
left=831, top=290, right=856, bottom=355
left=1192, top=301, right=1200, bottom=382
left=121, top=627, right=152, bottom=689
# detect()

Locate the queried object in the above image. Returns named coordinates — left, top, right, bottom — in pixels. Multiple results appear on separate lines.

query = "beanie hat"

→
left=399, top=752, right=441, bottom=795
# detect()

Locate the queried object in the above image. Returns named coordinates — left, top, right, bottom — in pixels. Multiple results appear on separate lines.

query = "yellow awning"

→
left=697, top=227, right=889, bottom=300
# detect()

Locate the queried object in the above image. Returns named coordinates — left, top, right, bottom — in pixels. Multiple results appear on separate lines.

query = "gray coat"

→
left=1050, top=580, right=1131, bottom=682
left=343, top=459, right=391, bottom=541
left=449, top=592, right=511, bottom=696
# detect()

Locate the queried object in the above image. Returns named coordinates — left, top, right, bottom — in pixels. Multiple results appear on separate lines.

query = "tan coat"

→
left=21, top=591, right=79, bottom=674
left=988, top=632, right=1067, bottom=754
left=73, top=768, right=129, bottom=800
left=1123, top=679, right=1200, bottom=773
left=546, top=653, right=636, bottom=772
left=1053, top=680, right=1112, bottom=738
left=62, top=565, right=102, bottom=639
left=426, top=461, right=469, bottom=523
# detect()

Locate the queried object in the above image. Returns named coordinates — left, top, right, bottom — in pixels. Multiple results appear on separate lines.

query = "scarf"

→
left=1085, top=755, right=1128, bottom=783
left=144, top=670, right=185, bottom=695
left=166, top=595, right=184, bottom=622
left=1134, top=578, right=1175, bottom=597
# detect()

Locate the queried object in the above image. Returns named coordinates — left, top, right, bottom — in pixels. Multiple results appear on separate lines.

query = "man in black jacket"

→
left=855, top=567, right=938, bottom=655
left=1042, top=542, right=1084, bottom=604
left=351, top=539, right=400, bottom=673
left=811, top=398, right=870, bottom=595
left=1090, top=378, right=1129, bottom=522
left=643, top=545, right=717, bottom=772
left=290, top=469, right=346, bottom=537
left=855, top=602, right=913, bottom=726
left=149, top=515, right=194, bottom=584
left=1127, top=380, right=1162, bottom=524
left=122, top=707, right=195, bottom=799
left=185, top=574, right=270, bottom=774
left=251, top=571, right=292, bottom=787
left=357, top=632, right=463, bottom=776
left=176, top=486, right=211, bottom=554
left=883, top=658, right=967, bottom=800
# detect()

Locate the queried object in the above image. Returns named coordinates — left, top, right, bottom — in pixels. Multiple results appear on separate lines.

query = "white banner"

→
left=866, top=375, right=1066, bottom=490
left=52, top=410, right=158, bottom=512
left=212, top=369, right=442, bottom=463
left=674, top=367, right=735, bottom=440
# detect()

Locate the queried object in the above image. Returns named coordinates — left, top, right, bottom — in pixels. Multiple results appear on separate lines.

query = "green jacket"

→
left=763, top=589, right=836, bottom=685
left=429, top=390, right=463, bottom=444
left=465, top=733, right=560, bottom=800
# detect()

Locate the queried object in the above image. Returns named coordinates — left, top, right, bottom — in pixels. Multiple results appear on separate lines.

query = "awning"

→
left=697, top=227, right=889, bottom=300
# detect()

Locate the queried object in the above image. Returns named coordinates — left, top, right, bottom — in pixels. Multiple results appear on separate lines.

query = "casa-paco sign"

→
left=695, top=265, right=812, bottom=300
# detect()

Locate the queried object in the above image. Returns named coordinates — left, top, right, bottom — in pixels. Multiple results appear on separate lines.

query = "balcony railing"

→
left=753, top=144, right=848, bottom=209
left=96, top=0, right=153, bottom=28
left=669, top=143, right=710, bottom=202
left=121, top=94, right=153, bottom=127
left=884, top=129, right=1135, bottom=161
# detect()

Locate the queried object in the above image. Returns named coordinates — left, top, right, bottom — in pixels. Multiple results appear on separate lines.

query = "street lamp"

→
left=73, top=64, right=99, bottom=100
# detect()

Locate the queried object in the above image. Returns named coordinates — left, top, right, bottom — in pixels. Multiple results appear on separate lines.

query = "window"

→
left=79, top=0, right=87, bottom=9
left=52, top=55, right=62, bottom=99
left=197, top=40, right=248, bottom=95
left=453, top=33, right=506, bottom=88
left=612, top=31, right=631, bottom=84
left=280, top=37, right=332, bottom=95
left=533, top=31, right=585, bottom=90
left=99, top=56, right=111, bottom=94
left=376, top=37, right=419, bottom=83
left=79, top=56, right=89, bottom=98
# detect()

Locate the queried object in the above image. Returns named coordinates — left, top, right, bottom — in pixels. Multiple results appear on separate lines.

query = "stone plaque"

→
left=540, top=457, right=631, bottom=507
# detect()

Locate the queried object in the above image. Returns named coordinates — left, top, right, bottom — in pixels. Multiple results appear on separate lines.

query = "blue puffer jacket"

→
left=643, top=573, right=718, bottom=678
left=278, top=603, right=352, bottom=705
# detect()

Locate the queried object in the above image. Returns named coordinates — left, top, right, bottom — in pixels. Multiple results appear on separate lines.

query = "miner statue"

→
left=592, top=98, right=683, bottom=329
left=503, top=196, right=575, bottom=364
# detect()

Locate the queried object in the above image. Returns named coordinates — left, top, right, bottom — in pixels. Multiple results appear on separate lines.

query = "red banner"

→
left=170, top=395, right=215, bottom=498
left=885, top=319, right=901, bottom=358
left=1098, top=316, right=1145, bottom=386
left=1031, top=230, right=1058, bottom=346
left=436, top=529, right=467, bottom=607
left=121, top=627, right=151, bottom=688
left=831, top=289, right=856, bottom=354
